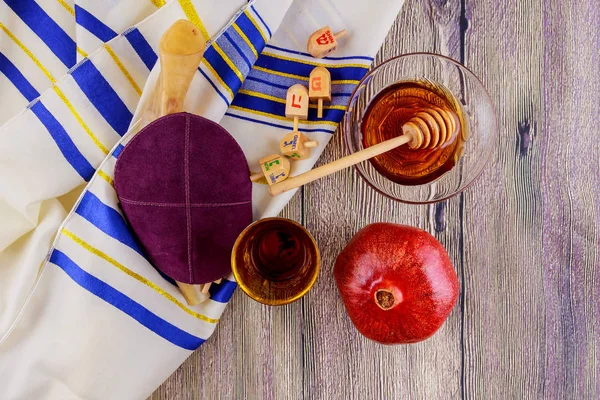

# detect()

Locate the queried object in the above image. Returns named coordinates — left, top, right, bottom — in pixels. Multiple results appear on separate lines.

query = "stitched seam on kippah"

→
left=119, top=198, right=252, bottom=207
left=184, top=115, right=193, bottom=282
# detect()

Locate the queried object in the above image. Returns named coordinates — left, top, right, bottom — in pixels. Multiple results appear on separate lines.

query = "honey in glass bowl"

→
left=361, top=80, right=468, bottom=186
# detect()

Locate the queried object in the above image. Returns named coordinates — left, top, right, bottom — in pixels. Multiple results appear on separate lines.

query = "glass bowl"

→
left=343, top=53, right=497, bottom=204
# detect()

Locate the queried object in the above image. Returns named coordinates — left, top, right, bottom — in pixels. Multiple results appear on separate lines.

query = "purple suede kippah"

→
left=114, top=112, right=252, bottom=284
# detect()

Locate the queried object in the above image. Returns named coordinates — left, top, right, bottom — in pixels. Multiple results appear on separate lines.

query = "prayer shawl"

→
left=0, top=0, right=404, bottom=398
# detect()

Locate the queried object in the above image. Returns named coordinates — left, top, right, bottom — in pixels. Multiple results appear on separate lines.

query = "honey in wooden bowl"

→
left=361, top=80, right=468, bottom=186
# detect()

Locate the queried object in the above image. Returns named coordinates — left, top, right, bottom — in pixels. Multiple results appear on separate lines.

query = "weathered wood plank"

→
left=463, top=0, right=600, bottom=398
left=301, top=1, right=464, bottom=399
left=460, top=0, right=547, bottom=398
left=540, top=1, right=600, bottom=398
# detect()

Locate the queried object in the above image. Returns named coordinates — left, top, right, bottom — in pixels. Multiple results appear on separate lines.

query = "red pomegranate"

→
left=334, top=223, right=459, bottom=344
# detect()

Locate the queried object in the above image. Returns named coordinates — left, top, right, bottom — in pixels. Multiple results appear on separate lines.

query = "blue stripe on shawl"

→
left=5, top=0, right=76, bottom=67
left=76, top=191, right=143, bottom=255
left=0, top=52, right=40, bottom=101
left=232, top=92, right=345, bottom=122
left=250, top=5, right=271, bottom=38
left=50, top=250, right=204, bottom=351
left=71, top=60, right=133, bottom=136
left=30, top=101, right=95, bottom=180
left=123, top=28, right=158, bottom=71
left=75, top=5, right=118, bottom=42
left=224, top=112, right=335, bottom=135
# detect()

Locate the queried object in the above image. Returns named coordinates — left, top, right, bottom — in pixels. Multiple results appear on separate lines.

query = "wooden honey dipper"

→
left=402, top=107, right=457, bottom=150
left=268, top=107, right=459, bottom=196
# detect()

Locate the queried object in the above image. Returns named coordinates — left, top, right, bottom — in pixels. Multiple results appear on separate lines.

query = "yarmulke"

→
left=114, top=112, right=252, bottom=284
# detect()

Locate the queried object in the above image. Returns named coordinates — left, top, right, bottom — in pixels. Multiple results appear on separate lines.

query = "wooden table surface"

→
left=151, top=0, right=600, bottom=398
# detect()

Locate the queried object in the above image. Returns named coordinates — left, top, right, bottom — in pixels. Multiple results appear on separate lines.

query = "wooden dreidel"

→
left=285, top=84, right=309, bottom=131
left=280, top=132, right=319, bottom=160
left=307, top=26, right=347, bottom=58
left=309, top=67, right=331, bottom=118
left=250, top=154, right=291, bottom=185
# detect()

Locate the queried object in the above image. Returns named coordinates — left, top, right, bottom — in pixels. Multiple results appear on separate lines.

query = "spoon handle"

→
left=269, top=134, right=412, bottom=196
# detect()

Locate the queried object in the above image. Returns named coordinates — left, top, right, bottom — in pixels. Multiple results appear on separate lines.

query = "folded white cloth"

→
left=0, top=0, right=404, bottom=398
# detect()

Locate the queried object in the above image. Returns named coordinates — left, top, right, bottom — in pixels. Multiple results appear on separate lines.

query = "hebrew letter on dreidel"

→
left=250, top=154, right=291, bottom=186
left=285, top=84, right=309, bottom=131
left=307, top=26, right=347, bottom=58
left=309, top=67, right=331, bottom=118
left=280, top=132, right=319, bottom=160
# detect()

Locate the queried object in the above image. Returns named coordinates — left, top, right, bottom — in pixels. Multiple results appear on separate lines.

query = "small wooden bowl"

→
left=231, top=218, right=320, bottom=306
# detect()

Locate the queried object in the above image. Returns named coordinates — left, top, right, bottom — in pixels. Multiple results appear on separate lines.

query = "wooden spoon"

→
left=268, top=108, right=459, bottom=196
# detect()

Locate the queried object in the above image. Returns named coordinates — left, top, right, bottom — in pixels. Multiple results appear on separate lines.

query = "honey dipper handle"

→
left=268, top=134, right=412, bottom=196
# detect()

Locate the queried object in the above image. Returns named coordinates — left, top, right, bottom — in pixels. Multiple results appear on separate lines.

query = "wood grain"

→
left=540, top=2, right=600, bottom=398
left=461, top=0, right=547, bottom=397
left=151, top=0, right=600, bottom=398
